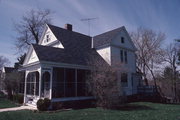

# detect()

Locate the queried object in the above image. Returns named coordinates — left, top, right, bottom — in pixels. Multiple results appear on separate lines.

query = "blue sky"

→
left=0, top=0, right=180, bottom=66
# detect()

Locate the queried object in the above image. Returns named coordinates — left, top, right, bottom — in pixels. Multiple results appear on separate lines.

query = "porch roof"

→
left=32, top=44, right=107, bottom=66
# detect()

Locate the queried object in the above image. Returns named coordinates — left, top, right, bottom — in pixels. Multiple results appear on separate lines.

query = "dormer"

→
left=38, top=24, right=64, bottom=48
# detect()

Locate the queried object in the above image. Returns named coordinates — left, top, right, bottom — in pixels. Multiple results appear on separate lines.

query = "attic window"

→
left=121, top=37, right=124, bottom=43
left=46, top=35, right=50, bottom=42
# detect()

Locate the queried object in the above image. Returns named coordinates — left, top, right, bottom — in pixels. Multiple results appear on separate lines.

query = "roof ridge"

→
left=47, top=24, right=92, bottom=38
left=93, top=26, right=125, bottom=37
left=32, top=44, right=65, bottom=51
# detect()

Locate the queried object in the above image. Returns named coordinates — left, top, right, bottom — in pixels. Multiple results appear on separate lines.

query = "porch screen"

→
left=52, top=67, right=90, bottom=98
left=26, top=71, right=39, bottom=95
left=52, top=68, right=65, bottom=97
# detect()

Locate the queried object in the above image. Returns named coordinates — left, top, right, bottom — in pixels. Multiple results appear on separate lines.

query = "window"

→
left=124, top=51, right=127, bottom=63
left=120, top=50, right=128, bottom=63
left=120, top=50, right=123, bottom=62
left=121, top=73, right=128, bottom=87
left=46, top=35, right=50, bottom=42
left=121, top=37, right=124, bottom=43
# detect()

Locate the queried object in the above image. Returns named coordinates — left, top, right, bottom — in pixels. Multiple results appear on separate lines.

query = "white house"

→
left=19, top=24, right=141, bottom=107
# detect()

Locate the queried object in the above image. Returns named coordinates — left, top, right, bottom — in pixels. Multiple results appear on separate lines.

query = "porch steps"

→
left=26, top=103, right=37, bottom=108
left=26, top=98, right=39, bottom=108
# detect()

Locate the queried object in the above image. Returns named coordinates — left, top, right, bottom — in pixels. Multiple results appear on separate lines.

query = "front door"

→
left=41, top=72, right=50, bottom=98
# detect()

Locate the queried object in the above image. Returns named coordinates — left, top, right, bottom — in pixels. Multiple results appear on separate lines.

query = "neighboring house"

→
left=0, top=67, right=15, bottom=91
left=19, top=24, right=141, bottom=107
left=0, top=67, right=24, bottom=94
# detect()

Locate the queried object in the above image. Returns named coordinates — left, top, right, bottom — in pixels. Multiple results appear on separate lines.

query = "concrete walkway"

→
left=0, top=106, right=37, bottom=112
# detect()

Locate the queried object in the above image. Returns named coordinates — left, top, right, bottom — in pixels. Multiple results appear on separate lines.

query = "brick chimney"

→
left=65, top=24, right=72, bottom=31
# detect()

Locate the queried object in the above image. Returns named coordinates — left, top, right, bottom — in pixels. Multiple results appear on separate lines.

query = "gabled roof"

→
left=93, top=26, right=125, bottom=48
left=47, top=24, right=91, bottom=49
left=32, top=44, right=107, bottom=66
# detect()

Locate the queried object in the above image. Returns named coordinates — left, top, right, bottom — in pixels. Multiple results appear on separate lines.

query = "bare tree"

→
left=162, top=41, right=180, bottom=102
left=87, top=56, right=125, bottom=108
left=0, top=56, right=10, bottom=68
left=14, top=9, right=52, bottom=53
left=156, top=67, right=174, bottom=98
left=131, top=27, right=165, bottom=88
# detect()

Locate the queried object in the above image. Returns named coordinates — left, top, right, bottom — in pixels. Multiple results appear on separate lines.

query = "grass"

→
left=0, top=98, right=19, bottom=109
left=0, top=102, right=180, bottom=120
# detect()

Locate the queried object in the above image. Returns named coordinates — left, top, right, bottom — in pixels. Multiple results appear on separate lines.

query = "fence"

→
left=137, top=86, right=157, bottom=95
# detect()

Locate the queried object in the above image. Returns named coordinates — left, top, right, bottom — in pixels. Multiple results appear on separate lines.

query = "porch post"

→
left=23, top=71, right=28, bottom=104
left=39, top=70, right=42, bottom=98
left=49, top=68, right=53, bottom=99
left=75, top=69, right=77, bottom=97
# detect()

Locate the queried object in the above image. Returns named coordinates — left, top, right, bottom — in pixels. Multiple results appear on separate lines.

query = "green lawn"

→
left=0, top=102, right=180, bottom=120
left=0, top=98, right=19, bottom=109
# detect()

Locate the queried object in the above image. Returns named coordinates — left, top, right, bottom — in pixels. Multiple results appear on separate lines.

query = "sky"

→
left=0, top=0, right=180, bottom=67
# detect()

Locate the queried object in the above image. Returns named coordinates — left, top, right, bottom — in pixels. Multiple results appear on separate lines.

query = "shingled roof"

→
left=93, top=26, right=125, bottom=48
left=33, top=44, right=106, bottom=66
left=47, top=24, right=92, bottom=49
left=32, top=24, right=107, bottom=66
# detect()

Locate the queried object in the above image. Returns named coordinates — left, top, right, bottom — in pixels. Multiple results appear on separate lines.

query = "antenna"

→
left=81, top=17, right=98, bottom=36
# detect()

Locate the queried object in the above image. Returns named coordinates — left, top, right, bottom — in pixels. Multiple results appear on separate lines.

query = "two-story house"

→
left=19, top=24, right=141, bottom=107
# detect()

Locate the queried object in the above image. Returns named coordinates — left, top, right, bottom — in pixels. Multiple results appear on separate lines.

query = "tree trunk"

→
left=143, top=64, right=149, bottom=86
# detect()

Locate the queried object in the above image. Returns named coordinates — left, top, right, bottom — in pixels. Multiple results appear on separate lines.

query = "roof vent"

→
left=65, top=24, right=72, bottom=31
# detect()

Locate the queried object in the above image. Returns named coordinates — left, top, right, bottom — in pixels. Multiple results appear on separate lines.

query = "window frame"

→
left=124, top=51, right=127, bottom=64
left=121, top=37, right=124, bottom=43
left=121, top=73, right=128, bottom=87
left=120, top=50, right=124, bottom=63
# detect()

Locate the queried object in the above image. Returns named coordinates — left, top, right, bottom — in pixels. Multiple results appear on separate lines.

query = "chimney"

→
left=65, top=24, right=72, bottom=31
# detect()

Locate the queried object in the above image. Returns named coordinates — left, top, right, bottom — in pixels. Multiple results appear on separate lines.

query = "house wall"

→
left=111, top=30, right=135, bottom=51
left=96, top=46, right=111, bottom=65
left=111, top=46, right=136, bottom=95
left=95, top=29, right=137, bottom=95
left=111, top=46, right=136, bottom=72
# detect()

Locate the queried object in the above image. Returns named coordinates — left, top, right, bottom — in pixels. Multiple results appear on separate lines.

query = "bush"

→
left=37, top=98, right=51, bottom=111
left=0, top=91, right=5, bottom=98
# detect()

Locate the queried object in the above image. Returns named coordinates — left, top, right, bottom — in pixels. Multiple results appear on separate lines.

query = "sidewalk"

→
left=0, top=106, right=37, bottom=112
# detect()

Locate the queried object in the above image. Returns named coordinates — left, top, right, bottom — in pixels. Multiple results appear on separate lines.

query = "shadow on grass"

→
left=113, top=104, right=155, bottom=111
left=70, top=104, right=154, bottom=111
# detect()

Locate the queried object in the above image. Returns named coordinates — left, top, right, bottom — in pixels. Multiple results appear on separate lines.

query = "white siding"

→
left=41, top=26, right=64, bottom=48
left=111, top=46, right=136, bottom=95
left=96, top=46, right=111, bottom=65
left=111, top=46, right=136, bottom=72
left=27, top=49, right=39, bottom=64
left=111, top=30, right=135, bottom=51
